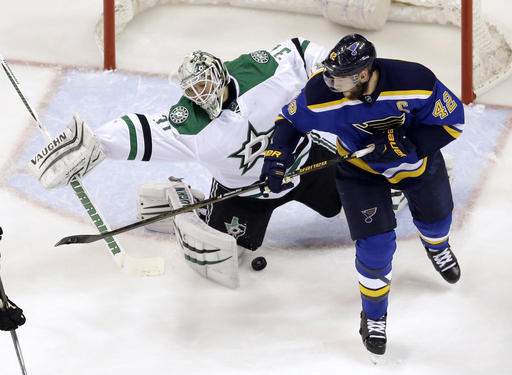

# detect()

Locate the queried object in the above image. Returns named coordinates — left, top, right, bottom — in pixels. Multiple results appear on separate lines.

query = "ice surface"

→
left=0, top=2, right=511, bottom=375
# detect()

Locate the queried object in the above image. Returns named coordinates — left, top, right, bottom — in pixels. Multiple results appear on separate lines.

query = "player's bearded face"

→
left=323, top=70, right=368, bottom=99
left=343, top=81, right=365, bottom=100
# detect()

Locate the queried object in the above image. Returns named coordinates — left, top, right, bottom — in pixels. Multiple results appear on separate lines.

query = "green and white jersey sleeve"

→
left=95, top=97, right=209, bottom=163
left=269, top=37, right=328, bottom=78
left=225, top=37, right=327, bottom=97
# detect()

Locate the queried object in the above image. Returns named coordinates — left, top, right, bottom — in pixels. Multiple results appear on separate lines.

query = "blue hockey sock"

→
left=355, top=231, right=396, bottom=320
left=414, top=214, right=452, bottom=251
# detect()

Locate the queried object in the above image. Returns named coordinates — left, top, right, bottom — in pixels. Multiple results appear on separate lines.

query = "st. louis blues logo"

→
left=361, top=207, right=377, bottom=224
left=353, top=113, right=406, bottom=135
left=348, top=42, right=360, bottom=56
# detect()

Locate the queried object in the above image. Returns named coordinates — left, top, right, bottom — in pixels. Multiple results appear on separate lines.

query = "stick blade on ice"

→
left=55, top=234, right=103, bottom=246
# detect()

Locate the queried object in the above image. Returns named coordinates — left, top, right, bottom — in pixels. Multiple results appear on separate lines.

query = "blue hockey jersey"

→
left=276, top=58, right=465, bottom=185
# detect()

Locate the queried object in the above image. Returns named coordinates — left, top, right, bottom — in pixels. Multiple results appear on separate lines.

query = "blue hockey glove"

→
left=362, top=128, right=416, bottom=163
left=259, top=147, right=295, bottom=194
left=0, top=298, right=26, bottom=331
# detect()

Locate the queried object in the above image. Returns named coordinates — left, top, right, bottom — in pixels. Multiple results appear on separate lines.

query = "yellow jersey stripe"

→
left=420, top=234, right=449, bottom=245
left=360, top=284, right=391, bottom=298
left=308, top=97, right=351, bottom=110
left=379, top=90, right=432, bottom=97
left=337, top=139, right=428, bottom=184
left=307, top=90, right=432, bottom=111
left=443, top=125, right=462, bottom=139
left=336, top=140, right=380, bottom=175
left=386, top=158, right=428, bottom=184
left=309, top=68, right=325, bottom=79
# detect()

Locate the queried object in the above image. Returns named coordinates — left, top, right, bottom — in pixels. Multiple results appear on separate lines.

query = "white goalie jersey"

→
left=95, top=38, right=329, bottom=198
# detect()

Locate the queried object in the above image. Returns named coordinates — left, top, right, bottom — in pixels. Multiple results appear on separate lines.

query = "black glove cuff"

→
left=263, top=145, right=294, bottom=168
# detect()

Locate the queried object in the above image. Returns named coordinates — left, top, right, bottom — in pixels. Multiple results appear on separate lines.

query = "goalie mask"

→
left=177, top=51, right=230, bottom=119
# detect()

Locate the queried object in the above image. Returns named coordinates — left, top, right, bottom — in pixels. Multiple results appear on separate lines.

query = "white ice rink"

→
left=1, top=1, right=512, bottom=374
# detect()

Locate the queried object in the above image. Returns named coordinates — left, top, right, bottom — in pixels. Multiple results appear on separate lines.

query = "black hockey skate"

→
left=359, top=311, right=387, bottom=355
left=425, top=246, right=460, bottom=284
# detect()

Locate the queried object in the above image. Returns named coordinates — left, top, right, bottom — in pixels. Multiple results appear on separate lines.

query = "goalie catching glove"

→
left=28, top=114, right=105, bottom=188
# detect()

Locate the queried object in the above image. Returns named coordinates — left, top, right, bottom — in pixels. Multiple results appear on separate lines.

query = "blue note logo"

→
left=353, top=113, right=406, bottom=135
left=348, top=42, right=360, bottom=56
left=361, top=207, right=377, bottom=224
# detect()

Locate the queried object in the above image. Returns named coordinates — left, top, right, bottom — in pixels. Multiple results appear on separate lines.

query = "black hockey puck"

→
left=251, top=256, right=267, bottom=271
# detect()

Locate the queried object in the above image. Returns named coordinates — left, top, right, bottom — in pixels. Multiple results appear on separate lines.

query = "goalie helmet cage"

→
left=100, top=0, right=512, bottom=104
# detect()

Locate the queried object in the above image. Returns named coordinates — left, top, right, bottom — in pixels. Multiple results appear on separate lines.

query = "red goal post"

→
left=461, top=0, right=475, bottom=103
left=103, top=0, right=116, bottom=72
left=101, top=0, right=512, bottom=104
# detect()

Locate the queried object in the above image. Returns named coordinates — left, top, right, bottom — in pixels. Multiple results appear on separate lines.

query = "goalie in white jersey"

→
left=30, top=38, right=401, bottom=288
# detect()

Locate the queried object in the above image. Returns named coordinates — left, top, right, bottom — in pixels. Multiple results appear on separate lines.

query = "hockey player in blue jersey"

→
left=260, top=34, right=464, bottom=356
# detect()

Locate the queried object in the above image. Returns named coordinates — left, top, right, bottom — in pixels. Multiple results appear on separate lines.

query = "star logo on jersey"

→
left=224, top=217, right=247, bottom=239
left=353, top=113, right=406, bottom=135
left=228, top=122, right=275, bottom=175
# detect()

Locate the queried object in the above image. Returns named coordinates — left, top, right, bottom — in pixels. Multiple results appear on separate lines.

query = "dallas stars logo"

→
left=228, top=122, right=274, bottom=175
left=224, top=217, right=247, bottom=239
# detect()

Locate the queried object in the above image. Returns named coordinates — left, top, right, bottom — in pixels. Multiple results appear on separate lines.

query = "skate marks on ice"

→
left=4, top=67, right=512, bottom=244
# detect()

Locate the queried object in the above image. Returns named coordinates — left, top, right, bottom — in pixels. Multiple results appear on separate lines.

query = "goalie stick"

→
left=0, top=228, right=28, bottom=375
left=55, top=145, right=374, bottom=246
left=0, top=54, right=164, bottom=277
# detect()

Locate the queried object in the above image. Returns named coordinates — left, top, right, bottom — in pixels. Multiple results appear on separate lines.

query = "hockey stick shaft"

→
left=0, top=277, right=27, bottom=375
left=56, top=145, right=374, bottom=246
left=0, top=231, right=28, bottom=375
left=0, top=54, right=163, bottom=275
